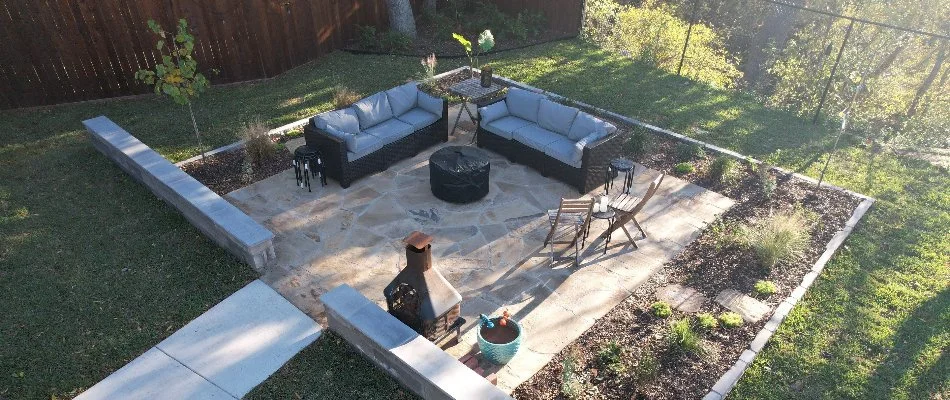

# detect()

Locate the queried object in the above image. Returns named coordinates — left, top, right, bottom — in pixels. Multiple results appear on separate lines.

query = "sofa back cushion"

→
left=567, top=111, right=617, bottom=141
left=352, top=92, right=394, bottom=129
left=314, top=108, right=361, bottom=134
left=386, top=82, right=419, bottom=116
left=505, top=87, right=545, bottom=122
left=479, top=101, right=509, bottom=124
left=538, top=99, right=579, bottom=136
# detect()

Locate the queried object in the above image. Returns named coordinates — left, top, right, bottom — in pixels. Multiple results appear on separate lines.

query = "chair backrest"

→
left=553, top=198, right=595, bottom=226
left=629, top=174, right=665, bottom=215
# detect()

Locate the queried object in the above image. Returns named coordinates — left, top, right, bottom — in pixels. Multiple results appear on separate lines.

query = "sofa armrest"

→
left=304, top=122, right=347, bottom=167
left=582, top=130, right=627, bottom=167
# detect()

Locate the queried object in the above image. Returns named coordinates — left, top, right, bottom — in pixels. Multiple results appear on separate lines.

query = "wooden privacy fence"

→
left=0, top=0, right=583, bottom=110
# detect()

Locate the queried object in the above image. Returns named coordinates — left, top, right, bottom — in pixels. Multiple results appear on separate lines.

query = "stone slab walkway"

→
left=76, top=280, right=322, bottom=400
left=225, top=106, right=734, bottom=392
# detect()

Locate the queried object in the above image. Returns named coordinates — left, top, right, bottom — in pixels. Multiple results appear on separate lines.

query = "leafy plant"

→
left=418, top=53, right=438, bottom=84
left=239, top=119, right=275, bottom=167
left=667, top=318, right=708, bottom=357
left=596, top=341, right=627, bottom=376
left=356, top=25, right=378, bottom=49
left=707, top=220, right=747, bottom=250
left=719, top=312, right=743, bottom=328
left=747, top=210, right=810, bottom=269
left=675, top=142, right=706, bottom=161
left=756, top=163, right=777, bottom=198
left=651, top=301, right=673, bottom=318
left=332, top=86, right=362, bottom=109
left=696, top=313, right=718, bottom=331
left=674, top=162, right=695, bottom=175
left=627, top=126, right=654, bottom=158
left=632, top=348, right=660, bottom=384
left=380, top=30, right=412, bottom=52
left=134, top=19, right=213, bottom=158
left=561, top=349, right=589, bottom=399
left=753, top=280, right=778, bottom=297
left=453, top=29, right=494, bottom=72
left=709, top=156, right=740, bottom=186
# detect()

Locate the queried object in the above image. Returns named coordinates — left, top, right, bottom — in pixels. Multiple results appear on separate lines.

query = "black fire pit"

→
left=429, top=146, right=490, bottom=203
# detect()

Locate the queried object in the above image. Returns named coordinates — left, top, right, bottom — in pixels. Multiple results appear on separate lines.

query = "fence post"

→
left=677, top=0, right=701, bottom=76
left=813, top=19, right=855, bottom=124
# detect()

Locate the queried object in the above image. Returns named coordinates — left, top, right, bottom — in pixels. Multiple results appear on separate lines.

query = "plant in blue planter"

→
left=477, top=310, right=523, bottom=365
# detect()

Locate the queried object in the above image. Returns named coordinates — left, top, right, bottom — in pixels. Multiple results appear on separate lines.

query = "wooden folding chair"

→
left=544, top=198, right=595, bottom=265
left=601, top=174, right=665, bottom=253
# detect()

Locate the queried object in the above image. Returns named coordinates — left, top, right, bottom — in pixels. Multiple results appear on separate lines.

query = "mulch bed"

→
left=511, top=127, right=862, bottom=398
left=181, top=137, right=294, bottom=196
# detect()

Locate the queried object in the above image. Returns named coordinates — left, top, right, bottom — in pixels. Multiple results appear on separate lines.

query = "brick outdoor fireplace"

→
left=384, top=231, right=464, bottom=342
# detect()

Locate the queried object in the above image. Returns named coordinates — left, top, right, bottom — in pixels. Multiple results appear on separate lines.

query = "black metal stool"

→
left=293, top=145, right=326, bottom=192
left=605, top=158, right=636, bottom=195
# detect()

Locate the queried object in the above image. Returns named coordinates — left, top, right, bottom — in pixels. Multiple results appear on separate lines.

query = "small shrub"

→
left=747, top=210, right=810, bottom=269
left=332, top=86, right=362, bottom=109
left=596, top=341, right=627, bottom=375
left=632, top=348, right=659, bottom=383
left=709, top=156, right=739, bottom=186
left=240, top=158, right=254, bottom=184
left=675, top=142, right=706, bottom=161
left=756, top=164, right=777, bottom=198
left=561, top=349, right=589, bottom=399
left=239, top=120, right=275, bottom=167
left=356, top=25, right=378, bottom=49
left=696, top=313, right=718, bottom=331
left=650, top=301, right=673, bottom=318
left=667, top=318, right=707, bottom=356
left=379, top=30, right=413, bottom=52
left=707, top=220, right=747, bottom=250
left=674, top=162, right=695, bottom=175
left=753, top=280, right=778, bottom=297
left=719, top=312, right=743, bottom=328
left=627, top=126, right=654, bottom=158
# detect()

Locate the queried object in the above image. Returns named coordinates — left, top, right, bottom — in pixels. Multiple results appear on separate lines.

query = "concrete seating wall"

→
left=83, top=116, right=275, bottom=271
left=321, top=284, right=512, bottom=400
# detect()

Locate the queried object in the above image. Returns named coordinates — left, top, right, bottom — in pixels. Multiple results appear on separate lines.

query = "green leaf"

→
left=147, top=19, right=160, bottom=34
left=156, top=40, right=164, bottom=51
left=452, top=33, right=471, bottom=52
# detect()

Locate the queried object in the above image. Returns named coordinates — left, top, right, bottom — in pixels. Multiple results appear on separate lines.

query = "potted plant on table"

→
left=452, top=29, right=495, bottom=86
left=477, top=310, right=522, bottom=365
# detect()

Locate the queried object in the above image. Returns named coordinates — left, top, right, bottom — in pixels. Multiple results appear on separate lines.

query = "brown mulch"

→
left=511, top=126, right=861, bottom=398
left=181, top=138, right=294, bottom=196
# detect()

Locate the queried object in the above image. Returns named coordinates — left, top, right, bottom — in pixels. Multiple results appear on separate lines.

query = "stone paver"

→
left=75, top=348, right=233, bottom=400
left=657, top=284, right=708, bottom=313
left=225, top=112, right=734, bottom=391
left=715, top=289, right=772, bottom=323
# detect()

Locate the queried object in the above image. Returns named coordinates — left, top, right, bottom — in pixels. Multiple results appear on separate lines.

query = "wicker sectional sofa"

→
left=304, top=82, right=448, bottom=188
left=477, top=87, right=625, bottom=193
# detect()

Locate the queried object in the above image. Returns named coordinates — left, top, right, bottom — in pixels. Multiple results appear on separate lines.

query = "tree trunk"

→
left=742, top=0, right=804, bottom=86
left=907, top=42, right=947, bottom=118
left=386, top=0, right=417, bottom=38
left=423, top=0, right=437, bottom=13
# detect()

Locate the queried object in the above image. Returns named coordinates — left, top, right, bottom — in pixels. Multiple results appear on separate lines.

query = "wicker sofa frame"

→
left=304, top=102, right=449, bottom=188
left=476, top=97, right=626, bottom=194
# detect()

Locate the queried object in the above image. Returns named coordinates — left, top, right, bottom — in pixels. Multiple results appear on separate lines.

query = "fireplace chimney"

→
left=384, top=232, right=463, bottom=342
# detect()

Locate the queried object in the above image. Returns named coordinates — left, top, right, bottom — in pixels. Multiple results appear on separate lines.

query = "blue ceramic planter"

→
left=477, top=317, right=523, bottom=365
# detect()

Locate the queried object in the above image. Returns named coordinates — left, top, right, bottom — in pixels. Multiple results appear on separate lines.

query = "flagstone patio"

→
left=224, top=109, right=735, bottom=391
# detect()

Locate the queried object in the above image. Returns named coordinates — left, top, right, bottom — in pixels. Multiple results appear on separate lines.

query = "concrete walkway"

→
left=76, top=280, right=321, bottom=400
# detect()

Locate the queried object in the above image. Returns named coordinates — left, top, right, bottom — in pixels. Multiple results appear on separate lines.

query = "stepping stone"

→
left=657, top=284, right=707, bottom=313
left=715, top=289, right=771, bottom=322
left=75, top=348, right=233, bottom=400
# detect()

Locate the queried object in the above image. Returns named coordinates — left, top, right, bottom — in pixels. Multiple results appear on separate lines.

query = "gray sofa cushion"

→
left=567, top=111, right=617, bottom=141
left=538, top=99, right=579, bottom=136
left=418, top=91, right=444, bottom=116
left=353, top=92, right=394, bottom=129
left=325, top=126, right=382, bottom=155
left=386, top=82, right=419, bottom=116
left=478, top=101, right=509, bottom=124
left=396, top=107, right=440, bottom=130
left=544, top=137, right=583, bottom=168
left=484, top=115, right=533, bottom=140
left=513, top=124, right=562, bottom=151
left=506, top=87, right=545, bottom=122
left=314, top=108, right=360, bottom=134
left=364, top=118, right=414, bottom=144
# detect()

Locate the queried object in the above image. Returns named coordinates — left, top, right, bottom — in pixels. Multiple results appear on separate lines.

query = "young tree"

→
left=134, top=19, right=213, bottom=158
left=386, top=0, right=417, bottom=38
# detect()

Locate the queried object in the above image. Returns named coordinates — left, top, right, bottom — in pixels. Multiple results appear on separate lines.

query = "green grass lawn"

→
left=1, top=40, right=946, bottom=399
